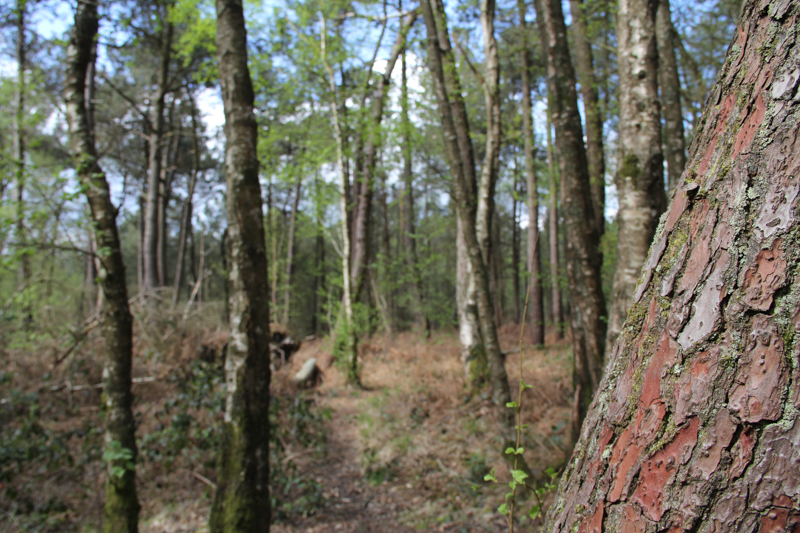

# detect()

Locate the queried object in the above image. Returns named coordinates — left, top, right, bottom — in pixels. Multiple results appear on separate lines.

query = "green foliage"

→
left=0, top=386, right=73, bottom=484
left=102, top=441, right=135, bottom=479
left=269, top=394, right=328, bottom=520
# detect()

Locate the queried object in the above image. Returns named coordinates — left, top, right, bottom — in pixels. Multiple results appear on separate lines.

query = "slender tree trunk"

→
left=320, top=17, right=357, bottom=385
left=143, top=15, right=173, bottom=293
left=158, top=100, right=180, bottom=288
left=534, top=0, right=607, bottom=439
left=312, top=173, right=324, bottom=334
left=188, top=229, right=196, bottom=300
left=492, top=212, right=504, bottom=327
left=546, top=3, right=800, bottom=528
left=475, top=0, right=501, bottom=270
left=518, top=0, right=545, bottom=345
left=209, top=0, right=271, bottom=529
left=547, top=118, right=563, bottom=339
left=568, top=0, right=606, bottom=236
left=349, top=13, right=416, bottom=306
left=282, top=176, right=302, bottom=326
left=457, top=216, right=488, bottom=388
left=422, top=0, right=511, bottom=420
left=64, top=3, right=140, bottom=530
left=400, top=46, right=429, bottom=334
left=172, top=96, right=200, bottom=309
left=14, top=0, right=30, bottom=287
left=606, top=0, right=667, bottom=359
left=379, top=169, right=393, bottom=328
left=511, top=161, right=521, bottom=324
left=656, top=0, right=687, bottom=194
left=137, top=195, right=145, bottom=293
left=83, top=224, right=98, bottom=317
left=428, top=0, right=490, bottom=379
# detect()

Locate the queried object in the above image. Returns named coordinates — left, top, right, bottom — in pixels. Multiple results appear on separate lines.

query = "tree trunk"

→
left=64, top=3, right=140, bottom=530
left=172, top=96, right=200, bottom=309
left=457, top=216, right=488, bottom=389
left=492, top=211, right=503, bottom=327
left=656, top=0, right=687, bottom=194
left=421, top=0, right=511, bottom=420
left=143, top=15, right=173, bottom=293
left=137, top=194, right=145, bottom=293
left=158, top=100, right=180, bottom=289
left=320, top=17, right=358, bottom=385
left=568, top=0, right=606, bottom=237
left=209, top=0, right=271, bottom=529
left=534, top=0, right=606, bottom=439
left=518, top=0, right=545, bottom=345
left=400, top=46, right=429, bottom=334
left=312, top=173, right=325, bottom=334
left=349, top=12, right=416, bottom=306
left=606, top=0, right=667, bottom=359
left=547, top=117, right=564, bottom=339
left=511, top=162, right=521, bottom=324
left=282, top=176, right=302, bottom=326
left=379, top=168, right=393, bottom=329
left=545, top=3, right=800, bottom=529
left=475, top=0, right=501, bottom=270
left=83, top=224, right=98, bottom=317
left=14, top=0, right=30, bottom=287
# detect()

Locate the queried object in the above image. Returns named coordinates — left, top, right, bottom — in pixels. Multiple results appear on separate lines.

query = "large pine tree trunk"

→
left=209, top=0, right=271, bottom=529
left=606, top=0, right=667, bottom=358
left=422, top=0, right=511, bottom=418
left=517, top=0, right=544, bottom=345
left=143, top=15, right=173, bottom=293
left=546, top=2, right=800, bottom=530
left=568, top=0, right=606, bottom=237
left=656, top=0, right=687, bottom=194
left=64, top=3, right=140, bottom=530
left=535, top=0, right=607, bottom=438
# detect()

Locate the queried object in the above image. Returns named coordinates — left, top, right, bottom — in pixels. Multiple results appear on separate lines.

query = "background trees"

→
left=0, top=0, right=753, bottom=530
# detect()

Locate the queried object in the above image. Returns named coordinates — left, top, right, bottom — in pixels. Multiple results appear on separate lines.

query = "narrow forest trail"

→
left=270, top=329, right=574, bottom=533
left=273, top=392, right=427, bottom=533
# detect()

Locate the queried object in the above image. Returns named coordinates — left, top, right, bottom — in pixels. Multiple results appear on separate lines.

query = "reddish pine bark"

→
left=546, top=2, right=800, bottom=530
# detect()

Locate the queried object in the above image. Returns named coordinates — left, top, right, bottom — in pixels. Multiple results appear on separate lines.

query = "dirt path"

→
left=274, top=393, right=431, bottom=533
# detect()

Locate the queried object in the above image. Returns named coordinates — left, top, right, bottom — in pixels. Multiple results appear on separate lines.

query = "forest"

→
left=1, top=0, right=798, bottom=531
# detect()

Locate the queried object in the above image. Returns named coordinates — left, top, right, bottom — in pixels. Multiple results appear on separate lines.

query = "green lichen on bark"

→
left=465, top=344, right=490, bottom=391
left=210, top=422, right=262, bottom=533
left=103, top=468, right=139, bottom=533
left=619, top=153, right=642, bottom=181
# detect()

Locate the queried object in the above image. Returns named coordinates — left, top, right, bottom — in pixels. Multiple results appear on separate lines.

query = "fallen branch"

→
left=0, top=376, right=161, bottom=405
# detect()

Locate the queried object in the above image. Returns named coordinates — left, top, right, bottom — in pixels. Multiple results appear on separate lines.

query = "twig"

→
left=281, top=448, right=315, bottom=465
left=452, top=33, right=486, bottom=89
left=334, top=9, right=416, bottom=22
left=52, top=315, right=102, bottom=369
left=191, top=470, right=217, bottom=489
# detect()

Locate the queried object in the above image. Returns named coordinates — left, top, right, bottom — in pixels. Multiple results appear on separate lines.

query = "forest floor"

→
left=1, top=311, right=574, bottom=532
